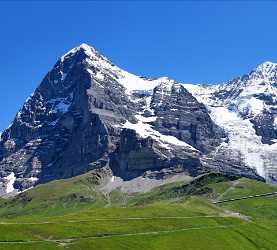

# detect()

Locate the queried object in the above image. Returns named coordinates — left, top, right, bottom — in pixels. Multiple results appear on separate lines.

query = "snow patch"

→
left=61, top=43, right=176, bottom=97
left=111, top=176, right=115, bottom=183
left=28, top=177, right=39, bottom=182
left=235, top=97, right=264, bottom=116
left=47, top=94, right=73, bottom=114
left=4, top=172, right=16, bottom=193
left=136, top=115, right=157, bottom=123
left=209, top=106, right=277, bottom=179
left=116, top=75, right=175, bottom=95
left=61, top=43, right=96, bottom=62
left=123, top=119, right=197, bottom=151
left=274, top=117, right=277, bottom=128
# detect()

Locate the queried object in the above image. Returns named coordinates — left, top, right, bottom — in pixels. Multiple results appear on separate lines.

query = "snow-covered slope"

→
left=62, top=43, right=167, bottom=95
left=184, top=61, right=277, bottom=183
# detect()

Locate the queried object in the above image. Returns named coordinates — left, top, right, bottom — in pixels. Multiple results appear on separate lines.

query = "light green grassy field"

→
left=0, top=172, right=276, bottom=250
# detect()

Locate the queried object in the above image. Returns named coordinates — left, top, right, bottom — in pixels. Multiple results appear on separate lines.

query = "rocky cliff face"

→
left=0, top=43, right=265, bottom=195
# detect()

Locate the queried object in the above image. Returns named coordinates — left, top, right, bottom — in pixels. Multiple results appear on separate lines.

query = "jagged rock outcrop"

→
left=151, top=82, right=224, bottom=153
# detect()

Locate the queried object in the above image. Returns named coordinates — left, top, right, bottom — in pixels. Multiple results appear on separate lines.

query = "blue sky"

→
left=1, top=1, right=277, bottom=131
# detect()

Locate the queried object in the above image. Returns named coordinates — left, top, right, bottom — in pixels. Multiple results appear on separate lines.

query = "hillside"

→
left=0, top=173, right=275, bottom=249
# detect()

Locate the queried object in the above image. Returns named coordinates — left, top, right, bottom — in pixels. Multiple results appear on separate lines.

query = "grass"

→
left=0, top=173, right=276, bottom=249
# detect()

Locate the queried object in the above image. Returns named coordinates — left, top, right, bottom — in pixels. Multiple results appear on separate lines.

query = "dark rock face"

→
left=151, top=83, right=224, bottom=153
left=110, top=129, right=202, bottom=180
left=201, top=150, right=264, bottom=182
left=0, top=43, right=264, bottom=194
left=0, top=47, right=114, bottom=188
left=251, top=112, right=277, bottom=144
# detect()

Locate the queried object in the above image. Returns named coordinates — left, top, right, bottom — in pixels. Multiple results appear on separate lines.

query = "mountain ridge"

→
left=0, top=43, right=274, bottom=196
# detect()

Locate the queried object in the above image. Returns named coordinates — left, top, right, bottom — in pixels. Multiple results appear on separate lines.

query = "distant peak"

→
left=262, top=60, right=275, bottom=65
left=157, top=76, right=171, bottom=81
left=255, top=61, right=277, bottom=71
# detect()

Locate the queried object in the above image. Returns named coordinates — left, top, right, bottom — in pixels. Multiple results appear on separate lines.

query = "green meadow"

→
left=0, top=172, right=276, bottom=250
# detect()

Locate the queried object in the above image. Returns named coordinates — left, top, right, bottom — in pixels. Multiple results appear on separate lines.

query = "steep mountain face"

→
left=0, top=43, right=266, bottom=195
left=184, top=61, right=277, bottom=183
left=214, top=62, right=277, bottom=144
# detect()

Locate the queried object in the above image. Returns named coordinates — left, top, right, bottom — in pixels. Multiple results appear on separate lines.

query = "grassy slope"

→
left=0, top=171, right=107, bottom=219
left=0, top=173, right=276, bottom=249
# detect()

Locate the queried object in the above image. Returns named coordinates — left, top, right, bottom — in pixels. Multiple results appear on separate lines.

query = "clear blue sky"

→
left=1, top=1, right=277, bottom=131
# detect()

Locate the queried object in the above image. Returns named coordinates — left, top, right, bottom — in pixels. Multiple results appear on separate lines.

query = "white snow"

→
left=61, top=72, right=67, bottom=81
left=28, top=177, right=39, bottom=182
left=142, top=96, right=155, bottom=115
left=117, top=74, right=173, bottom=95
left=123, top=119, right=197, bottom=151
left=47, top=94, right=73, bottom=114
left=185, top=77, right=277, bottom=181
left=55, top=102, right=70, bottom=113
left=111, top=176, right=115, bottom=183
left=255, top=61, right=277, bottom=79
left=235, top=97, right=264, bottom=116
left=209, top=106, right=277, bottom=179
left=185, top=62, right=277, bottom=120
left=95, top=71, right=105, bottom=81
left=183, top=84, right=218, bottom=106
left=4, top=172, right=16, bottom=193
left=4, top=139, right=16, bottom=149
left=274, top=117, right=277, bottom=128
left=61, top=43, right=96, bottom=62
left=61, top=43, right=175, bottom=96
left=136, top=114, right=157, bottom=123
left=209, top=107, right=265, bottom=176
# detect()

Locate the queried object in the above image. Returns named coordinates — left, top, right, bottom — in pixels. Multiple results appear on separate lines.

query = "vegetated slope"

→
left=0, top=174, right=276, bottom=249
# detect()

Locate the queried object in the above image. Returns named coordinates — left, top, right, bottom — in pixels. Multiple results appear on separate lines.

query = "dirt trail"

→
left=0, top=223, right=243, bottom=245
left=0, top=215, right=239, bottom=225
left=215, top=179, right=241, bottom=202
left=214, top=191, right=277, bottom=204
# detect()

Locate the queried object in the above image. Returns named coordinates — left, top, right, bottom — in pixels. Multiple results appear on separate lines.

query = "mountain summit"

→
left=0, top=43, right=273, bottom=195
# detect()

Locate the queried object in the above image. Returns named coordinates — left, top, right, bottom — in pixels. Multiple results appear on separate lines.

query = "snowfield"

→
left=183, top=62, right=277, bottom=183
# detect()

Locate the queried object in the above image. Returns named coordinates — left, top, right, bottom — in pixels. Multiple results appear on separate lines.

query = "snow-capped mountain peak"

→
left=248, top=61, right=277, bottom=83
left=205, top=61, right=277, bottom=114
left=183, top=61, right=277, bottom=183
left=59, top=43, right=174, bottom=95
left=61, top=43, right=97, bottom=62
left=255, top=61, right=277, bottom=74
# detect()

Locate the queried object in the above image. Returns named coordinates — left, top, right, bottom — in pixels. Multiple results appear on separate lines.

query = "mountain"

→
left=184, top=61, right=277, bottom=183
left=0, top=43, right=271, bottom=195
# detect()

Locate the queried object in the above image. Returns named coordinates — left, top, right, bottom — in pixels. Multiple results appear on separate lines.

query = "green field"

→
left=0, top=172, right=276, bottom=250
